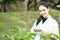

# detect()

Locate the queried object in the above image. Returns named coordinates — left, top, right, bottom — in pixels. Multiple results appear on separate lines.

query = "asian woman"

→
left=31, top=2, right=59, bottom=40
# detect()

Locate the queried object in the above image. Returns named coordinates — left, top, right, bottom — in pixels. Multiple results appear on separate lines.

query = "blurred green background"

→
left=0, top=0, right=60, bottom=40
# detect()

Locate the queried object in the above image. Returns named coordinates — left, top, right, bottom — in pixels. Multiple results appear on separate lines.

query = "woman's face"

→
left=39, top=5, right=49, bottom=18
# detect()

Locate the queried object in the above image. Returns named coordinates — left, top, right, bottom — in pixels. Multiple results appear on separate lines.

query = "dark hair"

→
left=36, top=2, right=49, bottom=26
left=36, top=16, right=42, bottom=26
left=36, top=16, right=46, bottom=26
left=37, top=2, right=49, bottom=9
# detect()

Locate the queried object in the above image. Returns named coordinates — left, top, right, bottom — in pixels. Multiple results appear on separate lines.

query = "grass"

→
left=0, top=9, right=59, bottom=39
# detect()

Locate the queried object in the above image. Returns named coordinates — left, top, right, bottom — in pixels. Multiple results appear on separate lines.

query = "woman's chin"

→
left=42, top=15, right=45, bottom=18
left=42, top=16, right=47, bottom=18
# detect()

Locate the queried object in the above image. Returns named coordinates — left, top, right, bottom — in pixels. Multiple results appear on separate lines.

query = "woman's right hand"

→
left=34, top=29, right=42, bottom=32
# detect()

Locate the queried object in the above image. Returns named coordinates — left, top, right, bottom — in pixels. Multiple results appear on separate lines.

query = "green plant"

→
left=1, top=26, right=35, bottom=40
left=40, top=32, right=59, bottom=40
left=1, top=26, right=59, bottom=40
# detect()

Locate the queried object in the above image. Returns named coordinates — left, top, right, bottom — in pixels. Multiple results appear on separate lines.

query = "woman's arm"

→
left=52, top=21, right=59, bottom=36
left=30, top=20, right=37, bottom=33
left=50, top=20, right=59, bottom=40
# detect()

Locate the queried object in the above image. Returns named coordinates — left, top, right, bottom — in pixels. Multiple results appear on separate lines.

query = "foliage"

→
left=1, top=26, right=35, bottom=40
left=0, top=0, right=60, bottom=12
left=1, top=26, right=59, bottom=40
left=40, top=32, right=59, bottom=40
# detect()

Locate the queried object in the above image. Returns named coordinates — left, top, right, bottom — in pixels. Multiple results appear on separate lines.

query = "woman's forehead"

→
left=39, top=5, right=47, bottom=10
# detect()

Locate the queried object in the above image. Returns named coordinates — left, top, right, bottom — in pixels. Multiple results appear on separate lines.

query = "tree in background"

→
left=0, top=0, right=13, bottom=12
left=0, top=0, right=60, bottom=12
left=24, top=0, right=29, bottom=11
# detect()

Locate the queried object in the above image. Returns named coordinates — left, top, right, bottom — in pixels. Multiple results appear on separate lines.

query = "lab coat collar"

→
left=41, top=15, right=52, bottom=24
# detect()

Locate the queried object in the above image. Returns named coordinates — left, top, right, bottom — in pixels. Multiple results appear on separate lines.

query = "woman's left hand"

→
left=50, top=35, right=56, bottom=40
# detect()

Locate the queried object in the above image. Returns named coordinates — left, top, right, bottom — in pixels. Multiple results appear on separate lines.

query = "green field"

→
left=0, top=9, right=60, bottom=39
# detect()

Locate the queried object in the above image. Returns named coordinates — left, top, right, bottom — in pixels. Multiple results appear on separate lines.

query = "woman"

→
left=31, top=2, right=59, bottom=40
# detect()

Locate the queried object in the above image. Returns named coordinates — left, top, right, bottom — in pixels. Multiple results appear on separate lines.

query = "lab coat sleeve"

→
left=52, top=20, right=59, bottom=36
left=30, top=20, right=37, bottom=33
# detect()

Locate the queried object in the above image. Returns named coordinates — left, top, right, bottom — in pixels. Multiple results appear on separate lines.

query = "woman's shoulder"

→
left=50, top=17, right=58, bottom=25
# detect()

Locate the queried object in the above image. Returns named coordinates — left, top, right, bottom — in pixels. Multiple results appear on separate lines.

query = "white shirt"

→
left=30, top=15, right=59, bottom=40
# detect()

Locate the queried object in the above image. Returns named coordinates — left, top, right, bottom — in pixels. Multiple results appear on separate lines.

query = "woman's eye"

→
left=43, top=9, right=45, bottom=11
left=39, top=9, right=45, bottom=12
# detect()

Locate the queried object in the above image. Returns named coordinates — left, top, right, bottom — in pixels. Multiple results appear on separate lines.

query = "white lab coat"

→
left=30, top=15, right=59, bottom=40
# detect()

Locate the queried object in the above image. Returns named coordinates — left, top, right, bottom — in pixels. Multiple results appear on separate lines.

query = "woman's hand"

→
left=34, top=29, right=43, bottom=32
left=50, top=35, right=56, bottom=40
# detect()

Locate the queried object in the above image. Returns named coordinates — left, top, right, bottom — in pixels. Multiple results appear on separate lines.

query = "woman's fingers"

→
left=34, top=29, right=42, bottom=32
left=50, top=35, right=56, bottom=40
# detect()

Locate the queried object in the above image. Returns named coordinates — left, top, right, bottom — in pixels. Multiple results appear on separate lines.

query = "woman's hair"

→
left=38, top=2, right=49, bottom=9
left=36, top=2, right=49, bottom=26
left=36, top=16, right=43, bottom=26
